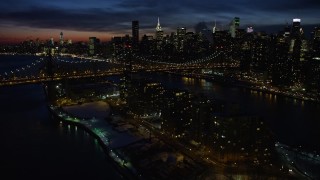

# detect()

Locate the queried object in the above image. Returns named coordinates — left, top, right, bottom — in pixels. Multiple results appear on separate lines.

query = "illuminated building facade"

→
left=88, top=37, right=99, bottom=56
left=155, top=18, right=163, bottom=50
left=291, top=18, right=302, bottom=38
left=176, top=27, right=186, bottom=52
left=312, top=27, right=320, bottom=57
left=155, top=17, right=163, bottom=41
left=305, top=27, right=320, bottom=91
left=230, top=17, right=240, bottom=38
left=289, top=18, right=305, bottom=84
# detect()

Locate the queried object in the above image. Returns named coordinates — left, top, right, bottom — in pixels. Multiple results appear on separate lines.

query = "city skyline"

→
left=1, top=0, right=320, bottom=44
left=1, top=1, right=320, bottom=179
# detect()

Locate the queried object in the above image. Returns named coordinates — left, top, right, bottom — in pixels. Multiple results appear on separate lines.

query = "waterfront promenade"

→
left=48, top=104, right=139, bottom=179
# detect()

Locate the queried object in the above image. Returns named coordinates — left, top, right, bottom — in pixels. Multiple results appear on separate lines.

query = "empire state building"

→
left=155, top=17, right=163, bottom=41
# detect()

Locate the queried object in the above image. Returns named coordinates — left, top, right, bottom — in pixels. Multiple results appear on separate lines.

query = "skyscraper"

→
left=176, top=27, right=186, bottom=52
left=60, top=32, right=64, bottom=45
left=155, top=17, right=163, bottom=41
left=155, top=17, right=164, bottom=50
left=313, top=27, right=320, bottom=39
left=177, top=27, right=186, bottom=38
left=132, top=20, right=139, bottom=51
left=212, top=20, right=217, bottom=34
left=312, top=27, right=320, bottom=57
left=291, top=18, right=301, bottom=38
left=49, top=37, right=54, bottom=46
left=88, top=37, right=99, bottom=56
left=234, top=17, right=240, bottom=28
left=230, top=17, right=240, bottom=38
left=289, top=18, right=304, bottom=84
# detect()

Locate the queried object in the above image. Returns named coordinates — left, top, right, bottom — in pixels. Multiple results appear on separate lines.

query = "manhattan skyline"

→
left=1, top=0, right=320, bottom=44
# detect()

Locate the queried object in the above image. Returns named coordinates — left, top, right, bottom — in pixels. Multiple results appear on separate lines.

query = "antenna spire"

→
left=156, top=17, right=162, bottom=31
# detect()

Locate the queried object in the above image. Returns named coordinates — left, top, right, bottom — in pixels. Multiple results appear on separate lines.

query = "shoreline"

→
left=169, top=72, right=320, bottom=104
left=48, top=105, right=140, bottom=180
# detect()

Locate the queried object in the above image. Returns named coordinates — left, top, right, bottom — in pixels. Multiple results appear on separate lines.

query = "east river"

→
left=1, top=55, right=320, bottom=179
left=0, top=55, right=123, bottom=179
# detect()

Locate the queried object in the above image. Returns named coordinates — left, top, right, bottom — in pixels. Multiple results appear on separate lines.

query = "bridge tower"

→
left=46, top=49, right=54, bottom=79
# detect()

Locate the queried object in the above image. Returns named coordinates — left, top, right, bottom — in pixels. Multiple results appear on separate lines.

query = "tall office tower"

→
left=177, top=27, right=186, bottom=38
left=312, top=27, right=320, bottom=57
left=229, top=17, right=240, bottom=38
left=305, top=27, right=320, bottom=92
left=313, top=27, right=320, bottom=39
left=176, top=27, right=186, bottom=52
left=291, top=18, right=302, bottom=38
left=155, top=17, right=164, bottom=50
left=132, top=20, right=139, bottom=51
left=88, top=37, right=97, bottom=56
left=288, top=18, right=304, bottom=84
left=155, top=17, right=163, bottom=41
left=212, top=21, right=217, bottom=34
left=234, top=17, right=240, bottom=28
left=59, top=32, right=64, bottom=45
left=251, top=36, right=268, bottom=72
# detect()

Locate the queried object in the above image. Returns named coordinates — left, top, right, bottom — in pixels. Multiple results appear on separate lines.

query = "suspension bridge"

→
left=0, top=50, right=236, bottom=86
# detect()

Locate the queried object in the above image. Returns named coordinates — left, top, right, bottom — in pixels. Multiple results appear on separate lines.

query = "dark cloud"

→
left=0, top=7, right=145, bottom=32
left=250, top=0, right=320, bottom=12
left=0, top=0, right=319, bottom=36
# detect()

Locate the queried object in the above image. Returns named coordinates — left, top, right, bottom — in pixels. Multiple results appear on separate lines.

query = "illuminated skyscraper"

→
left=88, top=37, right=99, bottom=56
left=288, top=18, right=305, bottom=84
left=156, top=17, right=162, bottom=32
left=155, top=17, right=164, bottom=50
left=229, top=17, right=240, bottom=38
left=234, top=17, right=240, bottom=28
left=306, top=27, right=320, bottom=91
left=313, top=27, right=320, bottom=39
left=177, top=27, right=186, bottom=38
left=312, top=27, right=320, bottom=57
left=212, top=20, right=217, bottom=34
left=176, top=27, right=186, bottom=52
left=132, top=20, right=139, bottom=51
left=291, top=18, right=302, bottom=38
left=155, top=17, right=163, bottom=41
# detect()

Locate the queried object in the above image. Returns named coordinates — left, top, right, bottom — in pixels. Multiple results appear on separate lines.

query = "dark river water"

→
left=0, top=55, right=123, bottom=179
left=1, top=55, right=320, bottom=179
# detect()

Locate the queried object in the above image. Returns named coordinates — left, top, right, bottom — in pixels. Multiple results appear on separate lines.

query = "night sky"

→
left=1, top=0, right=320, bottom=43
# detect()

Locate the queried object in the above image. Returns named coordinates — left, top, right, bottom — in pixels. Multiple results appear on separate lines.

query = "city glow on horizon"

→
left=0, top=26, right=118, bottom=44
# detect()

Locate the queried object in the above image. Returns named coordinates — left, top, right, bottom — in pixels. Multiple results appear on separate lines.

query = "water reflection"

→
left=152, top=73, right=320, bottom=151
